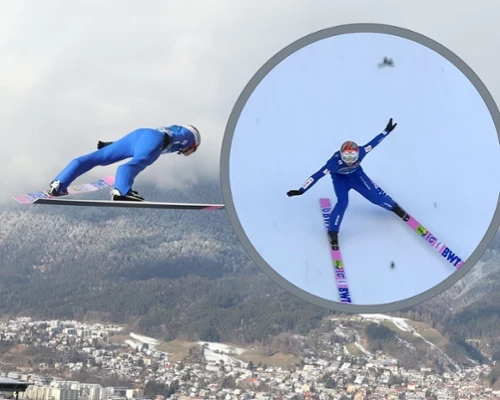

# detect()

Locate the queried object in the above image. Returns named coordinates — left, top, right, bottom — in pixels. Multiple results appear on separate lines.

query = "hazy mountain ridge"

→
left=2, top=179, right=500, bottom=360
left=0, top=180, right=330, bottom=343
left=2, top=180, right=251, bottom=281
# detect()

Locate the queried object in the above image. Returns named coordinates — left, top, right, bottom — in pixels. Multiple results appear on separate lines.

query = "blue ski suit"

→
left=53, top=125, right=197, bottom=195
left=299, top=129, right=396, bottom=233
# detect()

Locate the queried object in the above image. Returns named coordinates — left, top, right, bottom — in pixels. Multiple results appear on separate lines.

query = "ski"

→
left=13, top=176, right=116, bottom=205
left=32, top=198, right=225, bottom=210
left=373, top=184, right=465, bottom=269
left=403, top=214, right=464, bottom=269
left=319, top=198, right=353, bottom=304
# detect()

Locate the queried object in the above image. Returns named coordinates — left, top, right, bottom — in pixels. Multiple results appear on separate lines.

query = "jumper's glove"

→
left=287, top=189, right=303, bottom=197
left=97, top=141, right=113, bottom=149
left=385, top=118, right=397, bottom=133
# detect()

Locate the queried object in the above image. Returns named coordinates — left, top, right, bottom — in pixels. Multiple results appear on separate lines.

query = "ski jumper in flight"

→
left=287, top=118, right=409, bottom=250
left=48, top=125, right=201, bottom=202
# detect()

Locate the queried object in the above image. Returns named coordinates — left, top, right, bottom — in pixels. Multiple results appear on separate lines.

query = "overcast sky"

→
left=1, top=0, right=499, bottom=202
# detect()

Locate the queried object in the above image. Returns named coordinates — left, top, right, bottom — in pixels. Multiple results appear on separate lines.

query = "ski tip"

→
left=203, top=205, right=225, bottom=210
left=12, top=193, right=52, bottom=205
left=102, top=176, right=115, bottom=185
left=319, top=197, right=331, bottom=208
left=12, top=196, right=32, bottom=205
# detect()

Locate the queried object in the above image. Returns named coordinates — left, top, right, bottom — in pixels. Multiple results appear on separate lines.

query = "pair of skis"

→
left=13, top=176, right=225, bottom=211
left=13, top=176, right=116, bottom=204
left=319, top=198, right=464, bottom=304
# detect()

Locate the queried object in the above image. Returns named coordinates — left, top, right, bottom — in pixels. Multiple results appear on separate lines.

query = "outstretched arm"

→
left=361, top=118, right=397, bottom=154
left=287, top=164, right=331, bottom=197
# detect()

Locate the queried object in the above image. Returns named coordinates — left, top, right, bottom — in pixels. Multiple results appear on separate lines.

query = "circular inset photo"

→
left=220, top=24, right=500, bottom=313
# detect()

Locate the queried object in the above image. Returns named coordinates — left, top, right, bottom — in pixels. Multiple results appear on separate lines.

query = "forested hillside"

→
left=2, top=179, right=500, bottom=360
left=0, top=180, right=330, bottom=343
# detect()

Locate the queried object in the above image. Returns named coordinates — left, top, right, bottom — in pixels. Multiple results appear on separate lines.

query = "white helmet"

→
left=340, top=140, right=359, bottom=164
left=178, top=125, right=201, bottom=154
left=185, top=125, right=201, bottom=148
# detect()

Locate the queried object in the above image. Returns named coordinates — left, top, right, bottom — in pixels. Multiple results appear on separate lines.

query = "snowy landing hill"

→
left=113, top=313, right=484, bottom=373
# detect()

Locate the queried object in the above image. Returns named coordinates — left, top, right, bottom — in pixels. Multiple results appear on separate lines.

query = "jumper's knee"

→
left=374, top=196, right=395, bottom=210
left=69, top=155, right=92, bottom=169
left=128, top=157, right=153, bottom=170
left=119, top=157, right=152, bottom=175
left=335, top=198, right=349, bottom=211
left=68, top=158, right=83, bottom=169
left=73, top=153, right=108, bottom=167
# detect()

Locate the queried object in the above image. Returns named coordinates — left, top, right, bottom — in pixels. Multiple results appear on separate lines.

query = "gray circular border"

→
left=220, top=23, right=500, bottom=314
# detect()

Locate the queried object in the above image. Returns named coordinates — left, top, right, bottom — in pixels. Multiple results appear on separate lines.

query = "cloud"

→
left=1, top=0, right=499, bottom=200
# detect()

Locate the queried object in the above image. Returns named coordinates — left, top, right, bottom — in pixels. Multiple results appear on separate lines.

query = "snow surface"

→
left=197, top=341, right=247, bottom=355
left=198, top=341, right=247, bottom=366
left=228, top=31, right=500, bottom=306
left=125, top=332, right=159, bottom=350
left=359, top=313, right=415, bottom=332
left=359, top=313, right=460, bottom=370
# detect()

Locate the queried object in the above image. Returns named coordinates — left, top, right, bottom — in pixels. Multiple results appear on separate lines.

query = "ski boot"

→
left=111, top=188, right=145, bottom=202
left=47, top=180, right=68, bottom=197
left=328, top=231, right=340, bottom=251
left=392, top=203, right=410, bottom=222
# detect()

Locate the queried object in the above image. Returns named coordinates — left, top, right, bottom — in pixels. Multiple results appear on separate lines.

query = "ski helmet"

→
left=340, top=141, right=359, bottom=164
left=179, top=125, right=201, bottom=154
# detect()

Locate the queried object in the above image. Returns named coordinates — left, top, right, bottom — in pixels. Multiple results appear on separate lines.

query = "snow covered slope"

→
left=228, top=31, right=500, bottom=306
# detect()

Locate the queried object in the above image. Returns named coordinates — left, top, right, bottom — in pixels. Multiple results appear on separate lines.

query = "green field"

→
left=156, top=339, right=198, bottom=362
left=406, top=320, right=449, bottom=348
left=345, top=342, right=362, bottom=356
left=234, top=350, right=300, bottom=369
left=377, top=320, right=429, bottom=350
left=156, top=339, right=299, bottom=368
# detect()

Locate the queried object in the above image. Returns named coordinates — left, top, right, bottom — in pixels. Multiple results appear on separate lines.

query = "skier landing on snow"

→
left=47, top=124, right=201, bottom=202
left=286, top=118, right=409, bottom=250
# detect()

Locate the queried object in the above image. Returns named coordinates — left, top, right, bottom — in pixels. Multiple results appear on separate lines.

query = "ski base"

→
left=319, top=198, right=353, bottom=304
left=33, top=198, right=225, bottom=210
left=13, top=176, right=115, bottom=205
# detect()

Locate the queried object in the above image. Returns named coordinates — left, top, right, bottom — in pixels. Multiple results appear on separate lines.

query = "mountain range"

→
left=1, top=179, right=500, bottom=367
